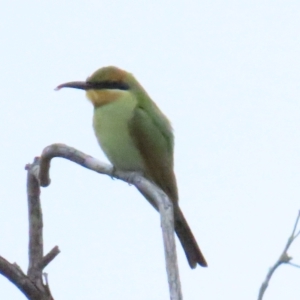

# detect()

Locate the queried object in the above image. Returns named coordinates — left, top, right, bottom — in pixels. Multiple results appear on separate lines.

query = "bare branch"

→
left=25, top=159, right=57, bottom=299
left=258, top=210, right=300, bottom=300
left=288, top=262, right=300, bottom=268
left=0, top=256, right=46, bottom=300
left=0, top=160, right=58, bottom=299
left=291, top=211, right=300, bottom=237
left=39, top=246, right=60, bottom=270
left=1, top=143, right=182, bottom=300
left=39, top=143, right=112, bottom=187
left=38, top=143, right=183, bottom=300
left=27, top=158, right=44, bottom=285
left=129, top=174, right=182, bottom=300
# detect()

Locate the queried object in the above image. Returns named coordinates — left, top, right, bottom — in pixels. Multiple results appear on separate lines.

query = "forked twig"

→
left=258, top=210, right=300, bottom=300
left=0, top=143, right=182, bottom=300
left=0, top=159, right=59, bottom=300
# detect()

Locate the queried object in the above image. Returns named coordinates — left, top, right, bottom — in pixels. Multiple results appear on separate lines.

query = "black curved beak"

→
left=55, top=81, right=92, bottom=91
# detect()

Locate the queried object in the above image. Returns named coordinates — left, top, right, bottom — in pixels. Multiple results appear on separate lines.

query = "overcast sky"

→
left=1, top=1, right=300, bottom=299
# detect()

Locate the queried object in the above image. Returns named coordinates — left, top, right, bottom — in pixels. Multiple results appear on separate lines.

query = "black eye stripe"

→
left=86, top=81, right=130, bottom=90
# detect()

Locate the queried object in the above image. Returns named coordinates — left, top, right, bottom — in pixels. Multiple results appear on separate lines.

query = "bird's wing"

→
left=128, top=102, right=178, bottom=203
left=129, top=98, right=208, bottom=268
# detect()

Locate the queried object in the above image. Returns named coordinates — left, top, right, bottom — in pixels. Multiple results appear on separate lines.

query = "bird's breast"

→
left=93, top=94, right=145, bottom=171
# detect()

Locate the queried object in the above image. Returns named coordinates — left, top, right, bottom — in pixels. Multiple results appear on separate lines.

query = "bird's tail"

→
left=174, top=206, right=207, bottom=268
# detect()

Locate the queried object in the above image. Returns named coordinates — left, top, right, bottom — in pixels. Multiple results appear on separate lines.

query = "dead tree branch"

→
left=0, top=158, right=60, bottom=300
left=38, top=143, right=182, bottom=300
left=0, top=143, right=182, bottom=300
left=258, top=210, right=300, bottom=300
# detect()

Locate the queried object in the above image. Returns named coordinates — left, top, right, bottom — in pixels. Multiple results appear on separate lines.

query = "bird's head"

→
left=56, top=66, right=138, bottom=107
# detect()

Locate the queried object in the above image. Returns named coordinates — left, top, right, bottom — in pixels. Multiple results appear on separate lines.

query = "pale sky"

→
left=1, top=1, right=300, bottom=299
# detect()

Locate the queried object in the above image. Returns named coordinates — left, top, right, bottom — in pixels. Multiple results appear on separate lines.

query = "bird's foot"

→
left=120, top=171, right=144, bottom=186
left=124, top=171, right=139, bottom=186
left=109, top=167, right=143, bottom=186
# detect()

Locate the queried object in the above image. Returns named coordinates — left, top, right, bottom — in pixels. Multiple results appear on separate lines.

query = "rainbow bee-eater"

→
left=56, top=66, right=207, bottom=268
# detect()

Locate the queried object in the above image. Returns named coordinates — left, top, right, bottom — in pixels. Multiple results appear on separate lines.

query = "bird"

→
left=56, top=66, right=207, bottom=268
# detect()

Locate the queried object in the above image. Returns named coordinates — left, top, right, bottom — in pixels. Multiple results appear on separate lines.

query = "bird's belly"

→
left=93, top=99, right=145, bottom=171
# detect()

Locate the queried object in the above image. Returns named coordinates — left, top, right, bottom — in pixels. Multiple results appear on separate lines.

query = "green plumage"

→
left=93, top=92, right=145, bottom=171
left=56, top=66, right=207, bottom=268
